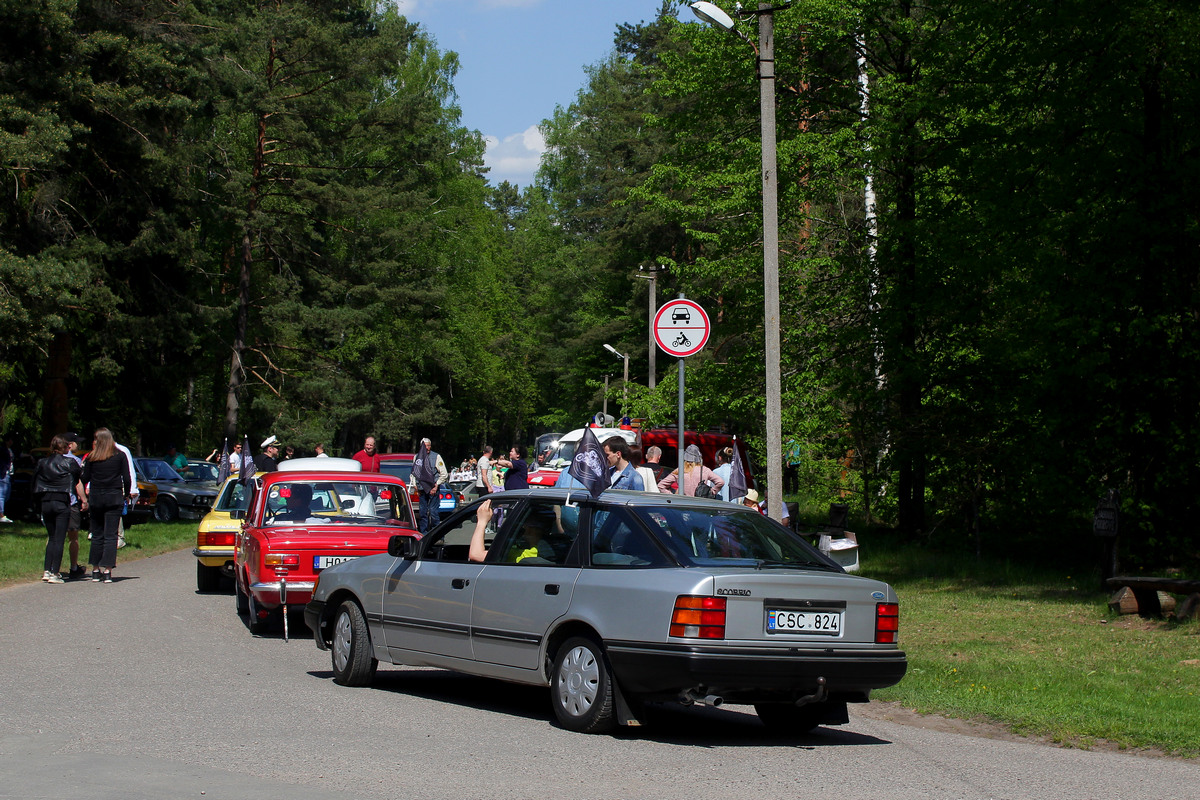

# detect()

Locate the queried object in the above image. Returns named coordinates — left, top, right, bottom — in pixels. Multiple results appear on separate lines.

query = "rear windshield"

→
left=378, top=462, right=413, bottom=483
left=633, top=506, right=836, bottom=570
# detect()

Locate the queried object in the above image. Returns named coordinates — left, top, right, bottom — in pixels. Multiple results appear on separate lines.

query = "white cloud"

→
left=479, top=0, right=544, bottom=7
left=483, top=125, right=545, bottom=187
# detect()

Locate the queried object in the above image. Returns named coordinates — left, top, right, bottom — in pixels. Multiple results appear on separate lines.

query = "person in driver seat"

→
left=506, top=518, right=554, bottom=563
left=274, top=483, right=315, bottom=523
left=467, top=501, right=555, bottom=563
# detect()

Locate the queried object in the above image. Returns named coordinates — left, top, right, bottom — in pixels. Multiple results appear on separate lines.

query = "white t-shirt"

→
left=476, top=455, right=491, bottom=489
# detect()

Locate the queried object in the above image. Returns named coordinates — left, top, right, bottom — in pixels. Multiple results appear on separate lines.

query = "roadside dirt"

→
left=856, top=701, right=1177, bottom=760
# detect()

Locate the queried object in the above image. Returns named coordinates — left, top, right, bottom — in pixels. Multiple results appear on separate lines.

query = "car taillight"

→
left=264, top=553, right=300, bottom=570
left=670, top=596, right=726, bottom=639
left=198, top=531, right=235, bottom=548
left=875, top=602, right=899, bottom=643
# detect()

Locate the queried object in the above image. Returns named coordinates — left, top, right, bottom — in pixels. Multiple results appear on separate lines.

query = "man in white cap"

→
left=255, top=436, right=280, bottom=472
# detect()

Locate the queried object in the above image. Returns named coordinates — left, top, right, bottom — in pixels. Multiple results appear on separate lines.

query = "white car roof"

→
left=557, top=427, right=637, bottom=444
left=276, top=457, right=362, bottom=472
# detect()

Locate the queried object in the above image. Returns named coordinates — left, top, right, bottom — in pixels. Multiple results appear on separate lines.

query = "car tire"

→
left=550, top=636, right=616, bottom=734
left=331, top=600, right=377, bottom=687
left=247, top=591, right=273, bottom=634
left=754, top=702, right=827, bottom=734
left=154, top=495, right=178, bottom=523
left=196, top=561, right=222, bottom=593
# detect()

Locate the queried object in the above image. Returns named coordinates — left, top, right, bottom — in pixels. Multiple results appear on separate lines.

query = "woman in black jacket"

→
left=34, top=434, right=86, bottom=584
left=82, top=428, right=131, bottom=583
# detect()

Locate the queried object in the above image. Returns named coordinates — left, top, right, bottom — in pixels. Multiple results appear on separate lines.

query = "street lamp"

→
left=603, top=343, right=630, bottom=414
left=690, top=1, right=785, bottom=522
left=690, top=1, right=738, bottom=33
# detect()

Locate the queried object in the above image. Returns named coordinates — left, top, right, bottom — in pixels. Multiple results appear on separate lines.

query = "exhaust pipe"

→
left=679, top=690, right=724, bottom=707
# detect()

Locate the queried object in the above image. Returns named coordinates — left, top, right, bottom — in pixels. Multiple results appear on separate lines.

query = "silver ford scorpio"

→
left=305, top=488, right=906, bottom=734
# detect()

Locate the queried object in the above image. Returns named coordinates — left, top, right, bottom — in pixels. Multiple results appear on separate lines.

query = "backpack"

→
left=694, top=479, right=715, bottom=499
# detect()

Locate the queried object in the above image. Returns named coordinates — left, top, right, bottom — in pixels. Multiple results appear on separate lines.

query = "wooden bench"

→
left=1106, top=576, right=1200, bottom=619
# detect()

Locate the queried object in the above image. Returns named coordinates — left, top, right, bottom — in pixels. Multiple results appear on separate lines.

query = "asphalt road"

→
left=1, top=549, right=1195, bottom=800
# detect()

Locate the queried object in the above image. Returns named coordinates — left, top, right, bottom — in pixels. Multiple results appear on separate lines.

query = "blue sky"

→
left=393, top=0, right=679, bottom=187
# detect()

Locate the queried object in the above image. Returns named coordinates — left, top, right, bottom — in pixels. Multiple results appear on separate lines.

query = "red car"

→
left=233, top=460, right=418, bottom=638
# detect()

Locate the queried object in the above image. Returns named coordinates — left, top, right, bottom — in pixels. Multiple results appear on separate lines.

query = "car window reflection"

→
left=590, top=508, right=667, bottom=567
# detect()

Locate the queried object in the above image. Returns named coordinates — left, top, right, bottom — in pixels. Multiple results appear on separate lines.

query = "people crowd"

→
left=16, top=423, right=776, bottom=585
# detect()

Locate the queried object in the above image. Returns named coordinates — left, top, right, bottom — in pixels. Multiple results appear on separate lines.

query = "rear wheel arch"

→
left=543, top=620, right=603, bottom=680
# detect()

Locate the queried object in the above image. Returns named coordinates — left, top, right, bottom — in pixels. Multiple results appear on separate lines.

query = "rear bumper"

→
left=193, top=547, right=235, bottom=558
left=250, top=579, right=316, bottom=610
left=606, top=640, right=907, bottom=697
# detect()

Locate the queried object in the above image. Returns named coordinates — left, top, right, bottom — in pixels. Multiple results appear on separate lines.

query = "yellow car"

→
left=194, top=474, right=260, bottom=592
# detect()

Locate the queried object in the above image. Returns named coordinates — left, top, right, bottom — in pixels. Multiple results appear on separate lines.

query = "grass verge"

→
left=860, top=533, right=1200, bottom=758
left=0, top=517, right=199, bottom=586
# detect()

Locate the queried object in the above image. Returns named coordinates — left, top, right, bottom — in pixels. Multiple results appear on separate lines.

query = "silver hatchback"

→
left=305, top=489, right=906, bottom=734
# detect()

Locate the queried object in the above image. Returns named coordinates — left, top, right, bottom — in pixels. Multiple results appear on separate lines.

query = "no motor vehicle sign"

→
left=654, top=299, right=710, bottom=357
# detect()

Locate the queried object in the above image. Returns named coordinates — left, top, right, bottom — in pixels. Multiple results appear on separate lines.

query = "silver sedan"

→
left=305, top=489, right=906, bottom=734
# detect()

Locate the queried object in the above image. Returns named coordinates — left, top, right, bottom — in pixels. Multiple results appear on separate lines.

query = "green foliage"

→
left=3, top=0, right=1199, bottom=571
left=629, top=0, right=1200, bottom=565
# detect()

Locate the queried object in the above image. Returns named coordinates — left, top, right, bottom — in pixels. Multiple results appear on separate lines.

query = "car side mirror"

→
left=388, top=534, right=419, bottom=559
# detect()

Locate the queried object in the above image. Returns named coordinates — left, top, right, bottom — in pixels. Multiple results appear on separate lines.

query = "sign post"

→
left=654, top=297, right=711, bottom=471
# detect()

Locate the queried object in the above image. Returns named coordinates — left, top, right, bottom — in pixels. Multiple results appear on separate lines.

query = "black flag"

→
left=413, top=440, right=438, bottom=493
left=568, top=426, right=608, bottom=500
left=216, top=438, right=231, bottom=484
left=727, top=437, right=749, bottom=501
left=240, top=435, right=255, bottom=487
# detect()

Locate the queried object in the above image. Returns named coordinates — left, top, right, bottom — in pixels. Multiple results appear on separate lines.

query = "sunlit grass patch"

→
left=862, top=540, right=1200, bottom=757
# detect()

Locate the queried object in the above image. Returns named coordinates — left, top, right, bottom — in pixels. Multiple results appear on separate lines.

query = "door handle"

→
left=452, top=578, right=470, bottom=589
left=544, top=584, right=559, bottom=596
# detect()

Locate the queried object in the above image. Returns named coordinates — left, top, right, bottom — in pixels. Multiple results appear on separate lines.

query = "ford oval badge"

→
left=871, top=591, right=885, bottom=600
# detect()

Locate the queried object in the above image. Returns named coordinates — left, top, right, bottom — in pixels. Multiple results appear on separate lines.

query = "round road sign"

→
left=654, top=299, right=711, bottom=357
